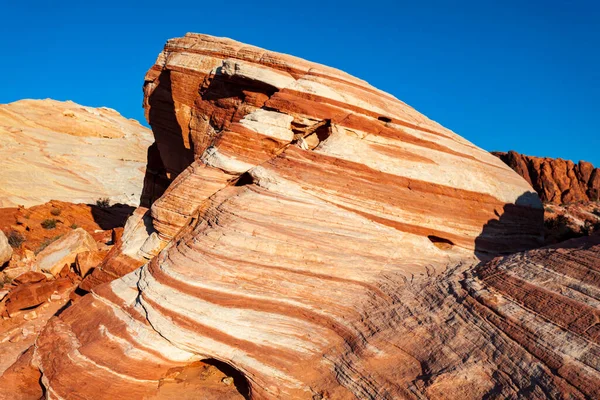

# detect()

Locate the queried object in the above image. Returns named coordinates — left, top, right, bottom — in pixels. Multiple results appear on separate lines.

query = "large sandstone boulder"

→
left=36, top=228, right=97, bottom=276
left=11, top=34, right=599, bottom=399
left=494, top=150, right=600, bottom=203
left=0, top=99, right=153, bottom=207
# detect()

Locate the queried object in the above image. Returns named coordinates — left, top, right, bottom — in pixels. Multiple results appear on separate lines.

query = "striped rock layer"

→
left=15, top=34, right=580, bottom=399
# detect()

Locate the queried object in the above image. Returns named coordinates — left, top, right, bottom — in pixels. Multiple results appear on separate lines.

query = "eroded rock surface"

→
left=0, top=99, right=153, bottom=207
left=494, top=150, right=600, bottom=204
left=5, top=34, right=592, bottom=399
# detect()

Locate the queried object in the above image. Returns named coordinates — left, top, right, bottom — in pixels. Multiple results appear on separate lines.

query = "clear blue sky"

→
left=2, top=1, right=598, bottom=165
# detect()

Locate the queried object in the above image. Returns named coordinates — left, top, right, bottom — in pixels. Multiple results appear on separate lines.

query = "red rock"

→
left=75, top=250, right=108, bottom=277
left=543, top=202, right=600, bottom=244
left=12, top=272, right=47, bottom=285
left=0, top=200, right=135, bottom=254
left=3, top=276, right=76, bottom=316
left=0, top=346, right=43, bottom=400
left=494, top=150, right=600, bottom=203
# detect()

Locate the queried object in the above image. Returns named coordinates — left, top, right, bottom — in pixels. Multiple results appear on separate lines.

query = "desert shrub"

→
left=35, top=235, right=63, bottom=254
left=7, top=230, right=25, bottom=248
left=71, top=223, right=78, bottom=229
left=96, top=198, right=110, bottom=208
left=544, top=214, right=582, bottom=243
left=41, top=219, right=57, bottom=229
left=544, top=214, right=570, bottom=230
left=583, top=220, right=600, bottom=235
left=50, top=207, right=61, bottom=216
left=1, top=273, right=12, bottom=285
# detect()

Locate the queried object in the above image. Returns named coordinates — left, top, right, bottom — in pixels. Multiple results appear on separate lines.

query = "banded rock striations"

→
left=7, top=34, right=594, bottom=399
left=0, top=99, right=153, bottom=207
left=494, top=150, right=600, bottom=204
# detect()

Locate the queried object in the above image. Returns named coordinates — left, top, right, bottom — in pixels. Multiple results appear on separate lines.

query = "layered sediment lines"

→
left=494, top=150, right=600, bottom=204
left=0, top=99, right=153, bottom=207
left=6, top=34, right=573, bottom=399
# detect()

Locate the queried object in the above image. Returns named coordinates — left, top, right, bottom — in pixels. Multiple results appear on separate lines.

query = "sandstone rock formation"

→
left=6, top=34, right=600, bottom=399
left=494, top=150, right=600, bottom=204
left=0, top=34, right=562, bottom=399
left=0, top=99, right=153, bottom=207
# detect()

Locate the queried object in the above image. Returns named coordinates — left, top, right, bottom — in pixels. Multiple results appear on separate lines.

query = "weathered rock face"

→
left=494, top=150, right=600, bottom=204
left=0, top=99, right=153, bottom=207
left=3, top=34, right=564, bottom=398
left=139, top=34, right=543, bottom=254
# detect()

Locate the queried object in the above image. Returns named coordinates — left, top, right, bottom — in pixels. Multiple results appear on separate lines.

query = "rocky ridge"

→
left=494, top=150, right=600, bottom=204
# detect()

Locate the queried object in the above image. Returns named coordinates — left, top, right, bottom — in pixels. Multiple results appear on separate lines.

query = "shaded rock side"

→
left=0, top=230, right=12, bottom=266
left=494, top=150, right=600, bottom=204
left=0, top=99, right=153, bottom=207
left=4, top=34, right=555, bottom=399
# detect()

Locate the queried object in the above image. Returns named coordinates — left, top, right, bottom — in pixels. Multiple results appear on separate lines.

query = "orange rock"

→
left=494, top=150, right=600, bottom=203
left=12, top=272, right=47, bottom=285
left=0, top=200, right=135, bottom=254
left=0, top=346, right=43, bottom=400
left=75, top=250, right=109, bottom=277
left=3, top=276, right=76, bottom=316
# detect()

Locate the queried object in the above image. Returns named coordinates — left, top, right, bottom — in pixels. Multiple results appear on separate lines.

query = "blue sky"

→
left=2, top=0, right=598, bottom=165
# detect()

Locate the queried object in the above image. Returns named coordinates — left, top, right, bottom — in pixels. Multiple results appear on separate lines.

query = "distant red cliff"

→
left=494, top=150, right=600, bottom=204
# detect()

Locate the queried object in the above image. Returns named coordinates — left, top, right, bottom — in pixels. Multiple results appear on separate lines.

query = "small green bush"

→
left=7, top=230, right=25, bottom=248
left=35, top=235, right=62, bottom=254
left=71, top=223, right=79, bottom=229
left=96, top=198, right=110, bottom=208
left=41, top=219, right=57, bottom=229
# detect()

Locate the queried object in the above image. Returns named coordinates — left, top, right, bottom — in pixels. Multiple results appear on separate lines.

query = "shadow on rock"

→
left=141, top=69, right=194, bottom=208
left=474, top=191, right=545, bottom=260
left=89, top=203, right=136, bottom=231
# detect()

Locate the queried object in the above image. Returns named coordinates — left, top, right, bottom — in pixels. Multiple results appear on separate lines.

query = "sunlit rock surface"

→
left=494, top=150, right=600, bottom=204
left=0, top=99, right=153, bottom=207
